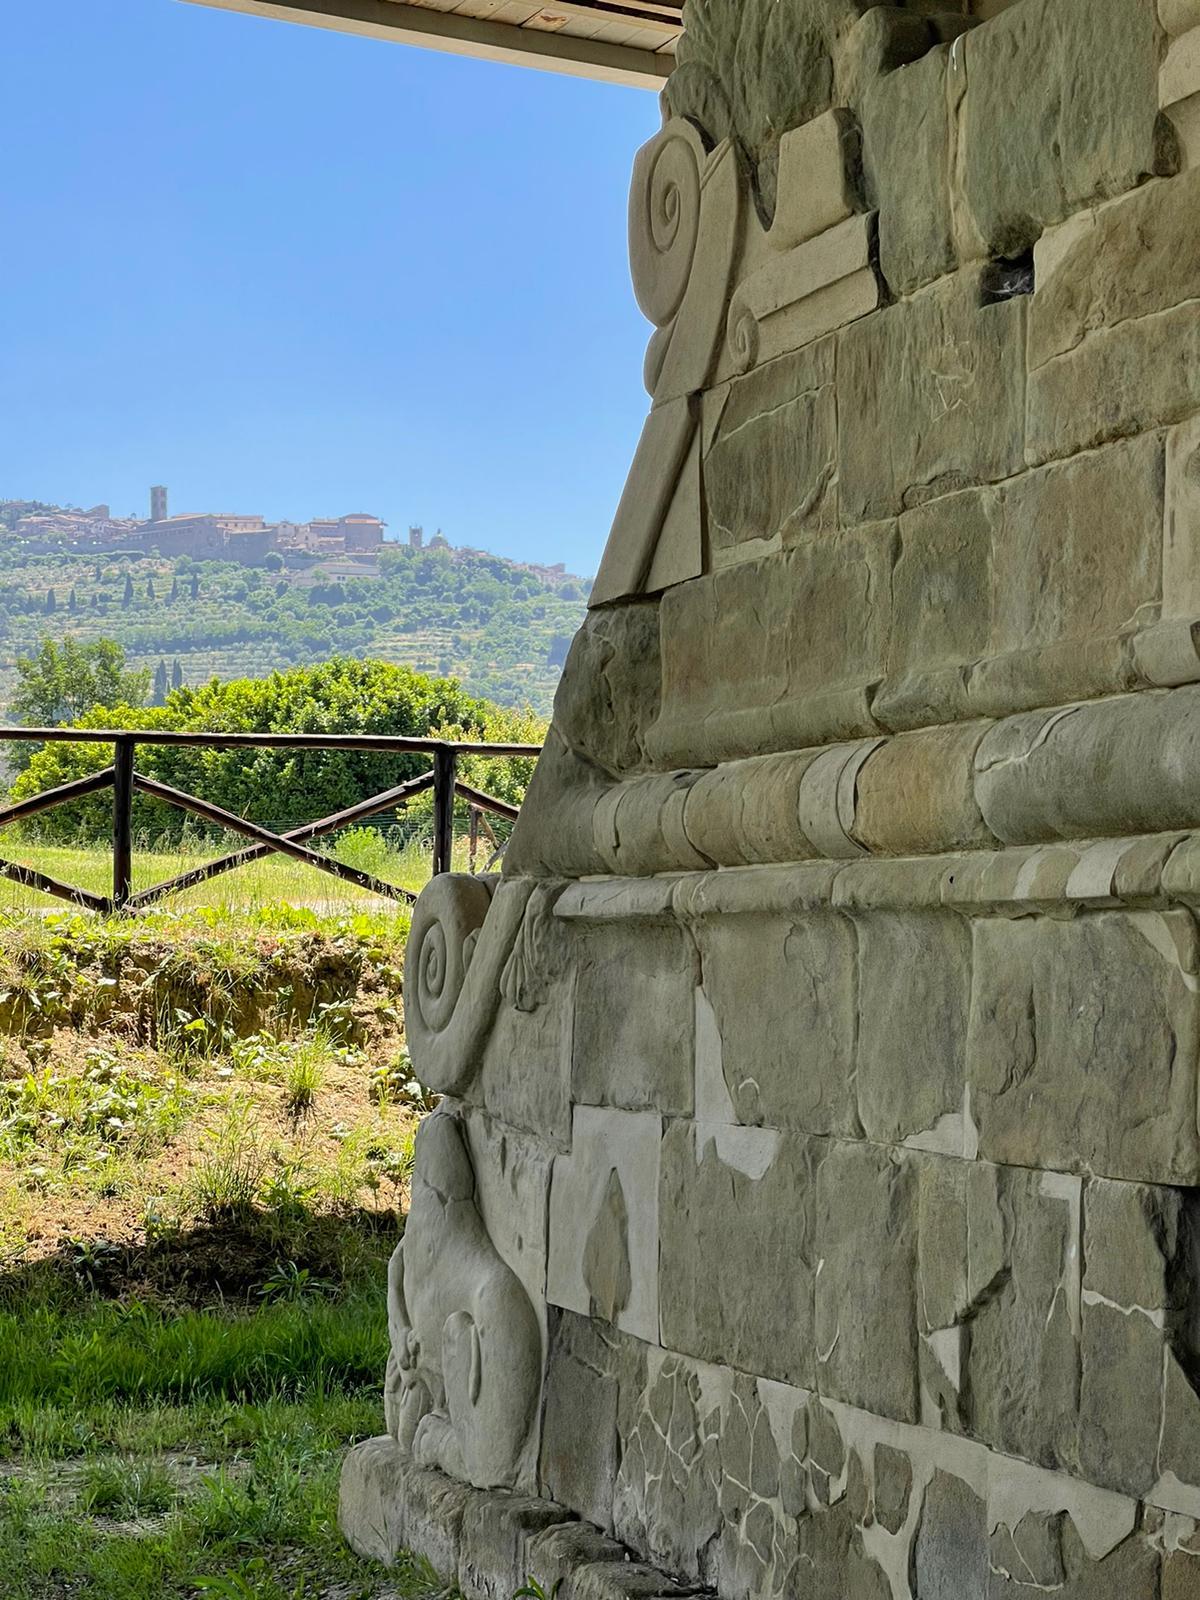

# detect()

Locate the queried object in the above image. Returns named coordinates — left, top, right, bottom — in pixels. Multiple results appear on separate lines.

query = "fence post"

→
left=432, top=745, right=457, bottom=878
left=112, top=735, right=135, bottom=911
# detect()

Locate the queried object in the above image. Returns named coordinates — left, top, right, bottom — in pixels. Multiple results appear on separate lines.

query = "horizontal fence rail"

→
left=0, top=728, right=542, bottom=915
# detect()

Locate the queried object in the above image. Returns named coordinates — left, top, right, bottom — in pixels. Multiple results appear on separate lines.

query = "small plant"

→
left=514, top=1579, right=562, bottom=1600
left=370, top=1046, right=438, bottom=1110
left=187, top=1096, right=268, bottom=1222
left=255, top=1260, right=335, bottom=1303
left=78, top=1456, right=175, bottom=1516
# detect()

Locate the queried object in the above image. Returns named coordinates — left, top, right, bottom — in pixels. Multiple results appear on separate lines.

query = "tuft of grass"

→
left=187, top=1097, right=270, bottom=1223
left=79, top=1457, right=176, bottom=1517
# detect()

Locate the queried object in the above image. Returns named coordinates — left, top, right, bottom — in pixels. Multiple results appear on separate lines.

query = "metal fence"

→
left=0, top=727, right=541, bottom=914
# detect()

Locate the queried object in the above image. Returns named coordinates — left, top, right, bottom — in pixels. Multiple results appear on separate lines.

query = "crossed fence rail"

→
left=0, top=727, right=542, bottom=915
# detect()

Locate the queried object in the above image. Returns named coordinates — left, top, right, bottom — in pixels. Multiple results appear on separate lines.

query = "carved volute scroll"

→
left=403, top=873, right=535, bottom=1096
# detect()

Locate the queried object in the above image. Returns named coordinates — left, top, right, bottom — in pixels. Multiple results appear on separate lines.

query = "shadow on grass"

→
left=0, top=1202, right=401, bottom=1312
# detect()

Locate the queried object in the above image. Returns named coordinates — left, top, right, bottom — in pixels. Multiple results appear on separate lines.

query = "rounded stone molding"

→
left=628, top=118, right=705, bottom=332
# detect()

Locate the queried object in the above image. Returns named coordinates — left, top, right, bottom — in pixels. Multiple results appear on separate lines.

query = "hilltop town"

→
left=0, top=489, right=578, bottom=589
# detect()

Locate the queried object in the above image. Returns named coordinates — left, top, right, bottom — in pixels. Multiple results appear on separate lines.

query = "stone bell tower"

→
left=342, top=0, right=1200, bottom=1592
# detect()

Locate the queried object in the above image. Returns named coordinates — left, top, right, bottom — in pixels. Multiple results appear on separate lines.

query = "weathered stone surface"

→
left=1164, top=1546, right=1200, bottom=1600
left=1027, top=299, right=1200, bottom=465
left=479, top=914, right=573, bottom=1149
left=963, top=1164, right=1080, bottom=1469
left=989, top=1510, right=1067, bottom=1589
left=458, top=1493, right=572, bottom=1600
left=552, top=602, right=662, bottom=778
left=879, top=488, right=997, bottom=728
left=659, top=1122, right=823, bottom=1388
left=1084, top=1178, right=1185, bottom=1313
left=1079, top=1299, right=1163, bottom=1495
left=525, top=1522, right=631, bottom=1598
left=770, top=108, right=859, bottom=251
left=962, top=0, right=1169, bottom=258
left=705, top=341, right=837, bottom=560
left=572, top=921, right=696, bottom=1116
left=854, top=724, right=992, bottom=853
left=649, top=528, right=893, bottom=766
left=539, top=1338, right=619, bottom=1528
left=989, top=1520, right=1159, bottom=1599
left=548, top=1106, right=662, bottom=1344
left=854, top=911, right=971, bottom=1146
left=697, top=913, right=858, bottom=1135
left=976, top=687, right=1200, bottom=848
left=992, top=434, right=1165, bottom=656
left=967, top=912, right=1200, bottom=1184
left=1030, top=173, right=1200, bottom=370
left=1166, top=414, right=1200, bottom=620
left=872, top=1443, right=912, bottom=1535
left=1158, top=1348, right=1200, bottom=1502
left=339, top=1436, right=414, bottom=1567
left=814, top=1141, right=919, bottom=1421
left=913, top=1470, right=988, bottom=1599
left=838, top=271, right=1026, bottom=524
left=861, top=45, right=954, bottom=295
left=612, top=1354, right=722, bottom=1583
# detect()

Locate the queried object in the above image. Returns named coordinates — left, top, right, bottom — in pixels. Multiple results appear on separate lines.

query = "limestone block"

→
left=725, top=215, right=879, bottom=378
left=770, top=108, right=860, bottom=252
left=1166, top=414, right=1200, bottom=620
left=1027, top=299, right=1200, bottom=465
left=814, top=1141, right=920, bottom=1422
left=649, top=530, right=894, bottom=768
left=854, top=911, right=972, bottom=1147
left=1079, top=1299, right=1163, bottom=1496
left=591, top=398, right=699, bottom=609
left=853, top=726, right=994, bottom=855
left=988, top=1510, right=1067, bottom=1589
left=838, top=271, right=1026, bottom=525
left=612, top=1352, right=723, bottom=1583
left=539, top=1333, right=620, bottom=1530
left=878, top=488, right=997, bottom=729
left=659, top=1121, right=823, bottom=1388
left=463, top=1108, right=556, bottom=1352
left=961, top=0, right=1168, bottom=258
left=705, top=340, right=837, bottom=562
left=992, top=434, right=1165, bottom=655
left=1159, top=1351, right=1200, bottom=1511
left=479, top=906, right=573, bottom=1149
left=571, top=921, right=696, bottom=1116
left=547, top=1105, right=662, bottom=1344
left=1162, top=27, right=1200, bottom=116
left=1164, top=1544, right=1200, bottom=1600
left=1163, top=0, right=1200, bottom=35
left=963, top=1165, right=1081, bottom=1470
left=696, top=912, right=858, bottom=1135
left=1029, top=172, right=1200, bottom=370
left=458, top=1494, right=573, bottom=1600
left=339, top=1435, right=414, bottom=1567
left=913, top=1470, right=988, bottom=1598
left=339, top=1443, right=473, bottom=1577
left=975, top=688, right=1200, bottom=846
left=562, top=1563, right=695, bottom=1600
left=872, top=1444, right=913, bottom=1535
left=1084, top=1178, right=1187, bottom=1313
left=593, top=772, right=709, bottom=878
left=861, top=45, right=954, bottom=295
left=552, top=602, right=662, bottom=778
left=988, top=1519, right=1159, bottom=1599
left=504, top=735, right=612, bottom=880
left=524, top=1522, right=631, bottom=1598
left=681, top=749, right=824, bottom=868
left=967, top=912, right=1200, bottom=1184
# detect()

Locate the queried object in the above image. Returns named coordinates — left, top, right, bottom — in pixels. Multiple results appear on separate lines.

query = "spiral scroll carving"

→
left=403, top=873, right=536, bottom=1097
left=629, top=121, right=705, bottom=332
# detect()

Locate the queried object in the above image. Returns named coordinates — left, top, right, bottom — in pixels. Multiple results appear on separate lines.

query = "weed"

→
left=79, top=1457, right=176, bottom=1516
left=187, top=1097, right=269, bottom=1222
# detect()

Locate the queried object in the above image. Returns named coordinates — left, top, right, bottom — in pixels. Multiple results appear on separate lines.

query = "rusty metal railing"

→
left=0, top=727, right=540, bottom=914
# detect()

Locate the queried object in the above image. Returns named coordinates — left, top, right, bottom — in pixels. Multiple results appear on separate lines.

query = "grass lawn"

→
left=0, top=894, right=436, bottom=1598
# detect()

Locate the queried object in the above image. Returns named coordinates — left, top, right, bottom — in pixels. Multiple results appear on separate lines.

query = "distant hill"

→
left=0, top=517, right=591, bottom=715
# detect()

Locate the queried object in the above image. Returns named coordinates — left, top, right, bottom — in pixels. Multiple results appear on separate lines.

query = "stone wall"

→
left=342, top=0, right=1200, bottom=1594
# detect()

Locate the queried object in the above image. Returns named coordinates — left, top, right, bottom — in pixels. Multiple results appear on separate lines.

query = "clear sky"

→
left=3, top=0, right=661, bottom=574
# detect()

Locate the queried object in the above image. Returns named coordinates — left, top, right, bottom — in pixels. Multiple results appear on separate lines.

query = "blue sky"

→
left=3, top=0, right=660, bottom=574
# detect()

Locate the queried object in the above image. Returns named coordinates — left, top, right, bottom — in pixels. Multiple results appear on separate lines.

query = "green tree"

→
left=68, top=587, right=78, bottom=614
left=190, top=572, right=200, bottom=602
left=122, top=573, right=134, bottom=607
left=146, top=576, right=156, bottom=602
left=171, top=659, right=184, bottom=691
left=11, top=638, right=152, bottom=728
left=152, top=659, right=169, bottom=706
left=44, top=588, right=56, bottom=614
